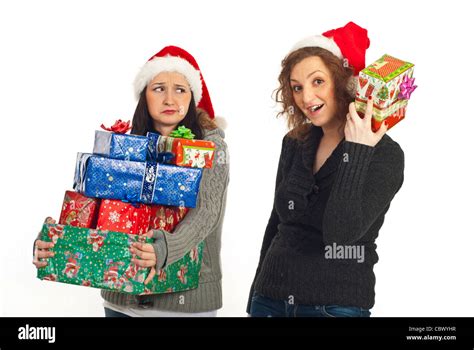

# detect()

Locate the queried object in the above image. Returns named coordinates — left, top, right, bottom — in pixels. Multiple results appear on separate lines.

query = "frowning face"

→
left=146, top=71, right=192, bottom=130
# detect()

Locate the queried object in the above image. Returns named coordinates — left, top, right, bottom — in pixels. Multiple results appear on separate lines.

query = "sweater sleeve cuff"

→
left=151, top=229, right=168, bottom=270
left=332, top=141, right=375, bottom=199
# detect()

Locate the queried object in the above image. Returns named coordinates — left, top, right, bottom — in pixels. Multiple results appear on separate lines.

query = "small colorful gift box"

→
left=59, top=191, right=100, bottom=228
left=149, top=205, right=189, bottom=232
left=73, top=153, right=203, bottom=208
left=355, top=54, right=417, bottom=131
left=93, top=120, right=148, bottom=162
left=37, top=223, right=203, bottom=295
left=147, top=126, right=215, bottom=168
left=96, top=199, right=152, bottom=235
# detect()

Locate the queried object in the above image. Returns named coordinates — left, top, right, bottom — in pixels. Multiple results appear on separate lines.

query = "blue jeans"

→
left=250, top=292, right=371, bottom=317
left=104, top=307, right=131, bottom=318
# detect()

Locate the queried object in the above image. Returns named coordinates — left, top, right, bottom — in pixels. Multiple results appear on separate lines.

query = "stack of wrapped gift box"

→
left=355, top=54, right=417, bottom=131
left=37, top=121, right=215, bottom=295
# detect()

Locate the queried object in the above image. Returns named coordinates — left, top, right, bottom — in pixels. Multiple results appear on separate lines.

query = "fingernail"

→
left=368, top=96, right=373, bottom=101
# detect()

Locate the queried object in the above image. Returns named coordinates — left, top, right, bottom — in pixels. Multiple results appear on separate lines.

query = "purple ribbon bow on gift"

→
left=398, top=75, right=417, bottom=100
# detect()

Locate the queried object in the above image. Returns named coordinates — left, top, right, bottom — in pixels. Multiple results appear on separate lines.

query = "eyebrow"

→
left=151, top=82, right=188, bottom=88
left=290, top=70, right=326, bottom=83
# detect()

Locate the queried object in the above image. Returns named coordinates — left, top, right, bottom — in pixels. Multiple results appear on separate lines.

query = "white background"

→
left=1, top=0, right=473, bottom=317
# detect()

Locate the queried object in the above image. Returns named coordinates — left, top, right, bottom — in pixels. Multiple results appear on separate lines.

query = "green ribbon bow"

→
left=170, top=126, right=195, bottom=140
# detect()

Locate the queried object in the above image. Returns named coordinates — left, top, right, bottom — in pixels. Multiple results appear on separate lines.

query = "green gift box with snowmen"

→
left=37, top=223, right=203, bottom=295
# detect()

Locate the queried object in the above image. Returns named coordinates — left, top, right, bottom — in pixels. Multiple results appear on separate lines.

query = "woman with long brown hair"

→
left=247, top=22, right=404, bottom=317
left=34, top=46, right=229, bottom=317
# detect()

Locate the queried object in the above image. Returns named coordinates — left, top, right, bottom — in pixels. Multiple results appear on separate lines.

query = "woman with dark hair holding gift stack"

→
left=33, top=46, right=229, bottom=317
left=247, top=22, right=404, bottom=317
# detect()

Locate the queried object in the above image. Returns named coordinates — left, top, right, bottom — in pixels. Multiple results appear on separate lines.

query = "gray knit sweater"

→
left=101, top=127, right=229, bottom=312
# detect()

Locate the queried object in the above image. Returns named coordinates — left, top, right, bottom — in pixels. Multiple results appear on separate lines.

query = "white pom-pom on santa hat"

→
left=213, top=116, right=227, bottom=130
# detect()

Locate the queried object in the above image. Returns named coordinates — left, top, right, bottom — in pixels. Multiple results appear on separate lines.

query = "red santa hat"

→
left=134, top=46, right=215, bottom=119
left=290, top=21, right=370, bottom=75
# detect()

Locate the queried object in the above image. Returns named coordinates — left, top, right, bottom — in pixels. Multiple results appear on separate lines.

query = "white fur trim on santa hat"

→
left=290, top=35, right=343, bottom=58
left=134, top=56, right=203, bottom=103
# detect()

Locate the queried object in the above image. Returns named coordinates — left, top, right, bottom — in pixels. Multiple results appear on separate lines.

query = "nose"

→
left=163, top=89, right=174, bottom=106
left=302, top=85, right=315, bottom=107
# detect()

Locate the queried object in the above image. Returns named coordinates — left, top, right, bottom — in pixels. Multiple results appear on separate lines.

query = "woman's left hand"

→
left=130, top=231, right=156, bottom=285
left=345, top=98, right=388, bottom=147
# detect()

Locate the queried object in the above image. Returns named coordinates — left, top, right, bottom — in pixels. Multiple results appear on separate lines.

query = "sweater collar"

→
left=301, top=124, right=344, bottom=180
left=301, top=125, right=323, bottom=170
left=284, top=124, right=344, bottom=217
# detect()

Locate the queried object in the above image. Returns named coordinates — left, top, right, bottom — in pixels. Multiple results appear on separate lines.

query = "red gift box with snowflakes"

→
left=96, top=199, right=151, bottom=235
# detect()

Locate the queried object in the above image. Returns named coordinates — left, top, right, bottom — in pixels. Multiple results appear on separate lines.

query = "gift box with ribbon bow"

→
left=355, top=54, right=417, bottom=131
left=37, top=223, right=203, bottom=295
left=148, top=126, right=215, bottom=169
left=93, top=120, right=150, bottom=162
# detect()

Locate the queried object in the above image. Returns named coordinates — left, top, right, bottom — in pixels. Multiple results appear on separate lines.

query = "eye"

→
left=314, top=79, right=324, bottom=85
left=153, top=86, right=165, bottom=92
left=176, top=87, right=187, bottom=93
left=292, top=85, right=302, bottom=93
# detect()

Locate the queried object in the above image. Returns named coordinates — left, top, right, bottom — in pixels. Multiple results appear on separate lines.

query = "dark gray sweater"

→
left=247, top=125, right=404, bottom=312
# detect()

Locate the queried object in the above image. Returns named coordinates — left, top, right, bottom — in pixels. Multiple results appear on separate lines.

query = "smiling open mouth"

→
left=309, top=104, right=324, bottom=112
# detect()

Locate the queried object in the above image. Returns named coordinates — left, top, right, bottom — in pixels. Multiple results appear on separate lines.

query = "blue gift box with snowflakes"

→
left=73, top=153, right=203, bottom=208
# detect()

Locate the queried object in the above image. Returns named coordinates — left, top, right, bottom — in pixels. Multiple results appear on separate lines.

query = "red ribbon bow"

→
left=100, top=119, right=131, bottom=134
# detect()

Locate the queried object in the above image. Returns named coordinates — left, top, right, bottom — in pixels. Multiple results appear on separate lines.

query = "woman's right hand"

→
left=32, top=217, right=56, bottom=269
